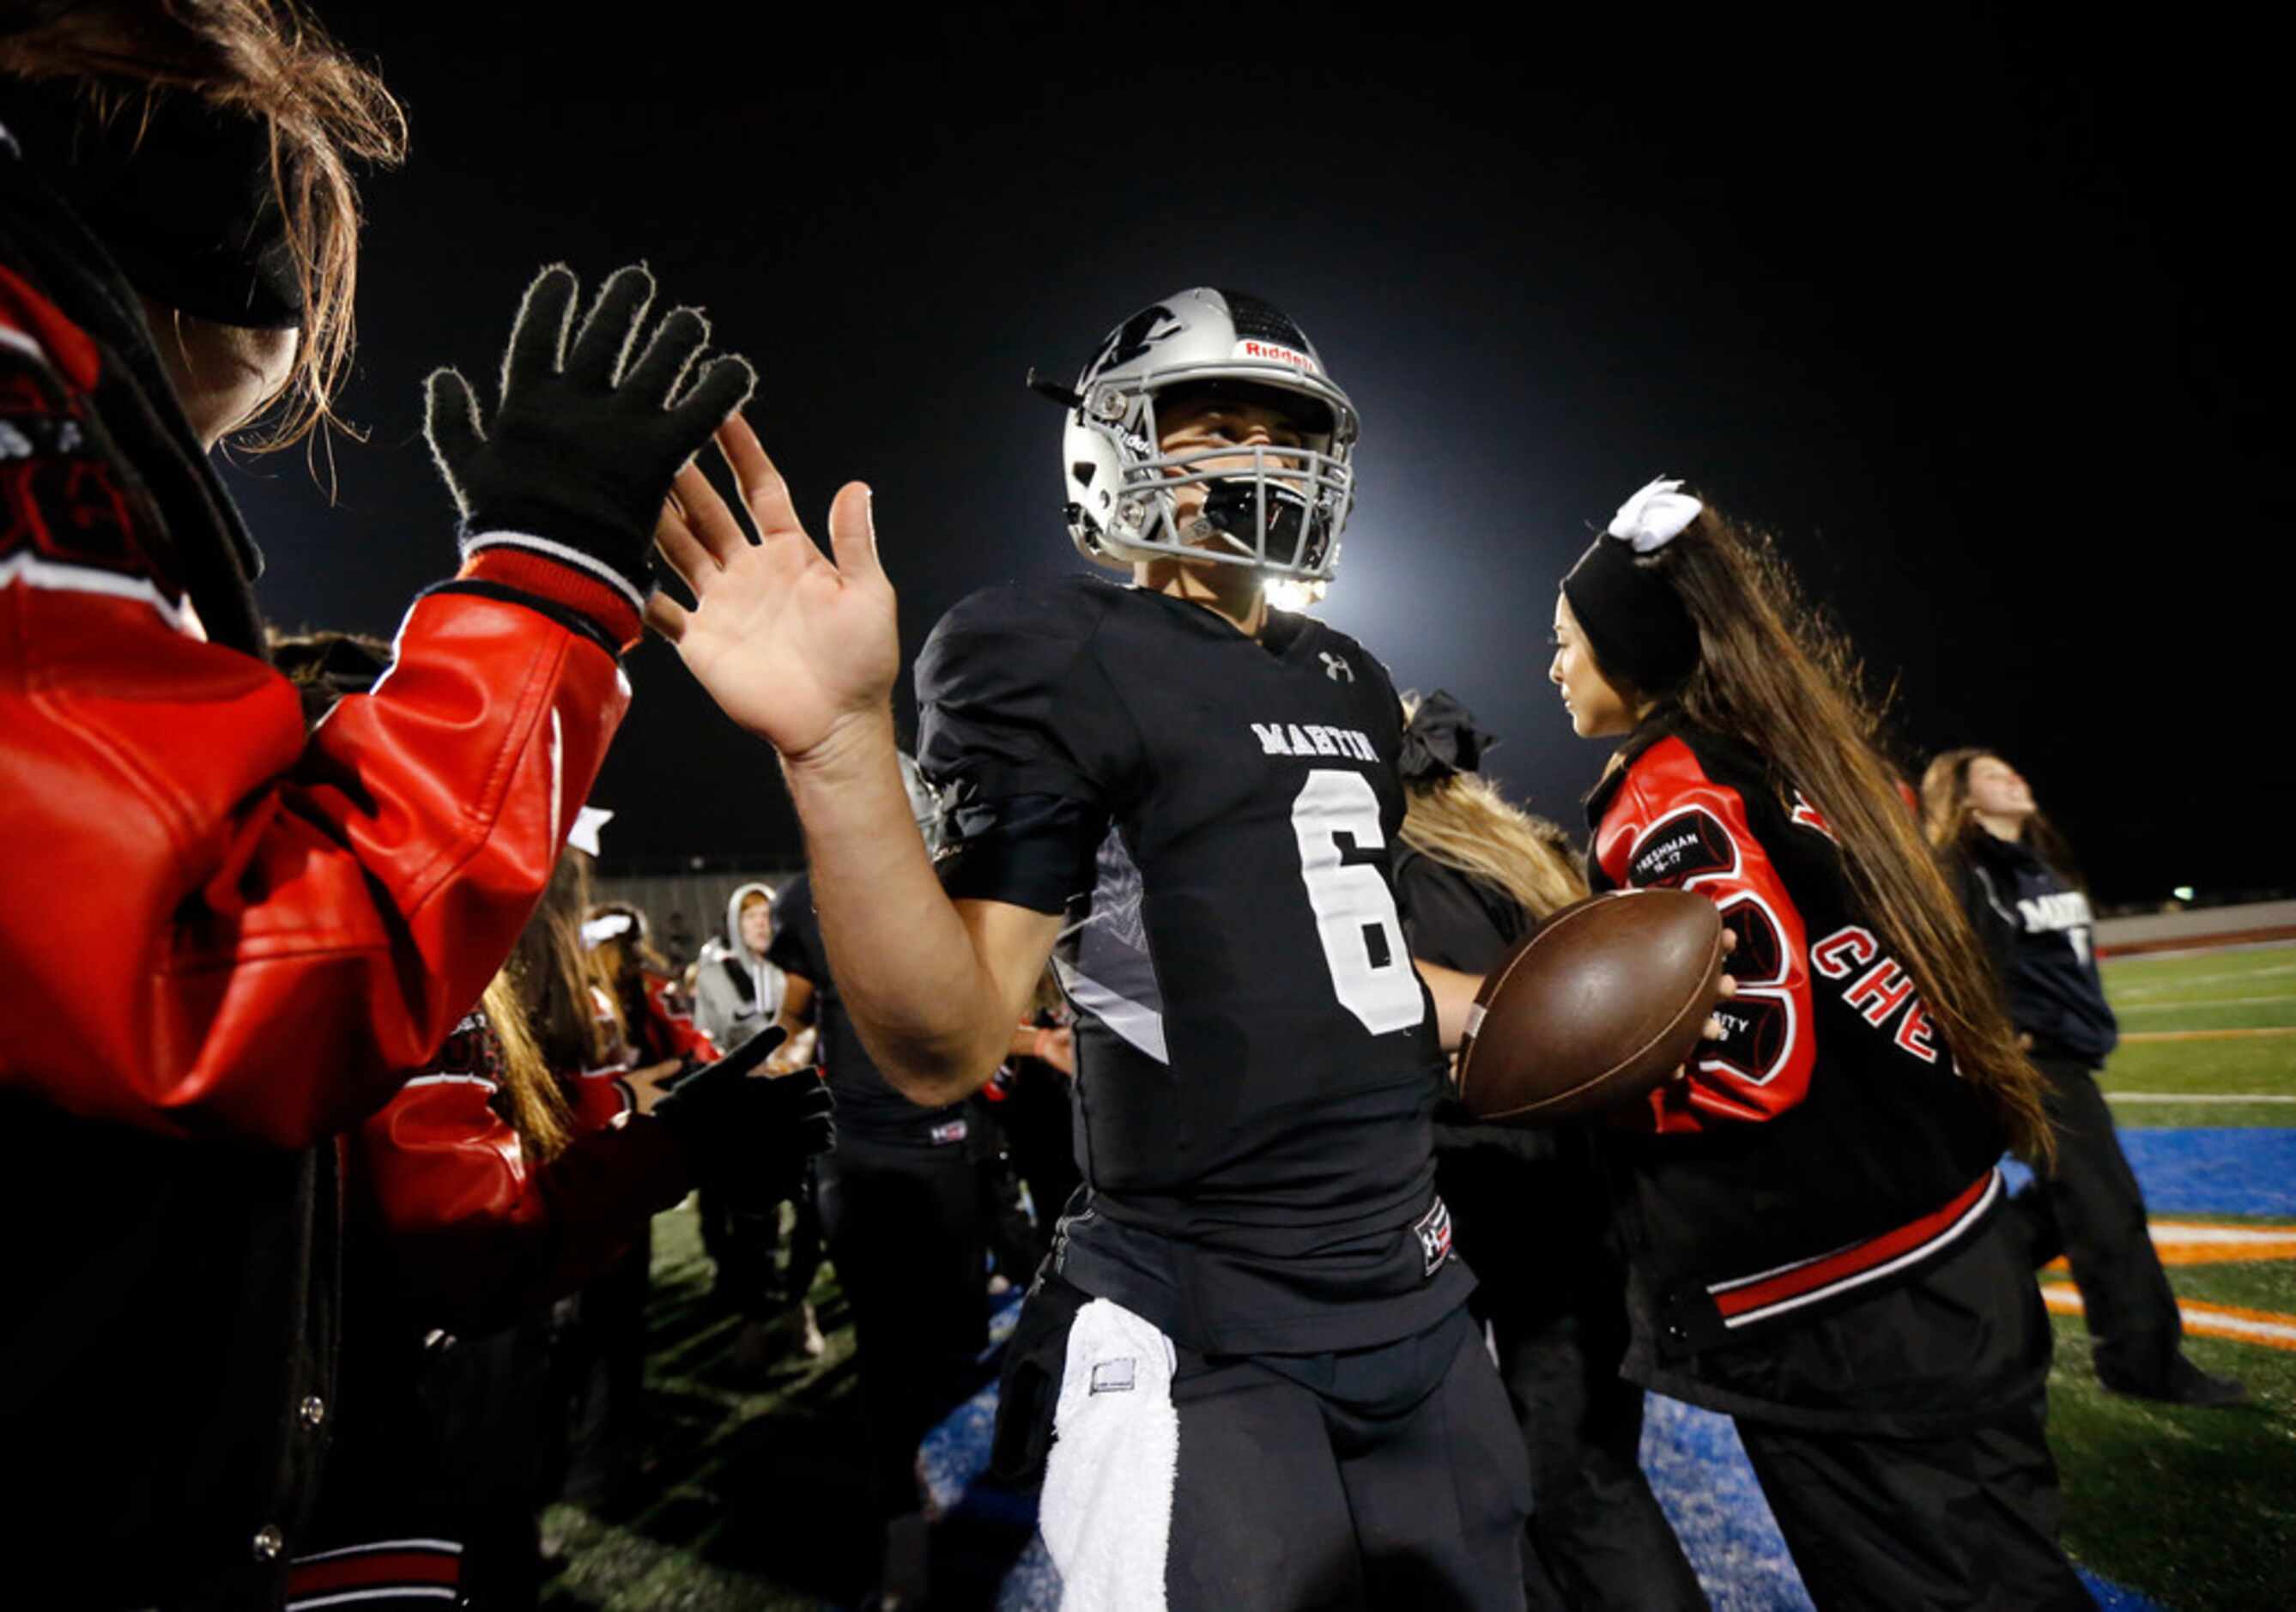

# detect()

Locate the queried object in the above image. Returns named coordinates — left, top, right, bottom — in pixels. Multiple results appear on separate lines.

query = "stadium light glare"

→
left=2173, top=885, right=2196, bottom=901
left=1263, top=577, right=1327, bottom=613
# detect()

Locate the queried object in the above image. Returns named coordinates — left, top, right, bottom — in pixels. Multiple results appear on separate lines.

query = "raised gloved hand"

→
left=651, top=1027, right=835, bottom=1203
left=425, top=263, right=755, bottom=619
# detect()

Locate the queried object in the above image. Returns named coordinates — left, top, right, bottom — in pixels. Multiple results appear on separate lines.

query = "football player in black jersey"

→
left=649, top=289, right=1528, bottom=1609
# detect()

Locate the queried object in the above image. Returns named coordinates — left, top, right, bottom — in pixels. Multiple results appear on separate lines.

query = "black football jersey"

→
left=767, top=873, right=971, bottom=1150
left=917, top=575, right=1471, bottom=1354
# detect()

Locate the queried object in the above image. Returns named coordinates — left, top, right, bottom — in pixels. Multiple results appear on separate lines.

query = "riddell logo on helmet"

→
left=1235, top=340, right=1318, bottom=374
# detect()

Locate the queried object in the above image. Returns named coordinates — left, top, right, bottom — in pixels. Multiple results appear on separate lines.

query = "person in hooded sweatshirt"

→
left=697, top=881, right=790, bottom=1050
left=693, top=878, right=827, bottom=1354
left=1923, top=748, right=2247, bottom=1408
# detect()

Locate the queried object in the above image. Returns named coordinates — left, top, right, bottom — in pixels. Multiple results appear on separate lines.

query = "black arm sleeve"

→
left=763, top=876, right=821, bottom=985
left=1393, top=850, right=1527, bottom=975
left=916, top=581, right=1136, bottom=915
left=942, top=793, right=1107, bottom=914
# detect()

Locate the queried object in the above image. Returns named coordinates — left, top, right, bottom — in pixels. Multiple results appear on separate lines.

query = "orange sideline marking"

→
left=2043, top=1221, right=2296, bottom=1269
left=2042, top=1286, right=2296, bottom=1352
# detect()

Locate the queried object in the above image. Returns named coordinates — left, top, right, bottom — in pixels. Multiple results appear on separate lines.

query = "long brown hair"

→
left=480, top=967, right=569, bottom=1162
left=1918, top=748, right=2083, bottom=886
left=1612, top=501, right=2051, bottom=1160
left=1398, top=700, right=1587, bottom=922
left=514, top=854, right=613, bottom=1074
left=0, top=0, right=406, bottom=452
left=585, top=900, right=667, bottom=1048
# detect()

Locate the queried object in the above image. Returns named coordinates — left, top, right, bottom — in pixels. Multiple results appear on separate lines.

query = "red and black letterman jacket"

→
left=562, top=972, right=720, bottom=1126
left=0, top=143, right=643, bottom=1607
left=1587, top=716, right=2020, bottom=1426
left=287, top=1009, right=693, bottom=1603
left=348, top=1008, right=694, bottom=1336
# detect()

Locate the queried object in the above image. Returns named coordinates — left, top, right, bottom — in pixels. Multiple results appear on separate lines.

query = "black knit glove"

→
left=424, top=263, right=755, bottom=614
left=653, top=1031, right=835, bottom=1205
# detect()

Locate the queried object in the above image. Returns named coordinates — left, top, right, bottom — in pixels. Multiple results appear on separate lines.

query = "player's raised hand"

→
left=648, top=413, right=899, bottom=759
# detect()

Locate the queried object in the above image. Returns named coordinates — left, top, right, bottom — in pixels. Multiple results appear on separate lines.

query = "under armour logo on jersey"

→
left=1319, top=651, right=1354, bottom=682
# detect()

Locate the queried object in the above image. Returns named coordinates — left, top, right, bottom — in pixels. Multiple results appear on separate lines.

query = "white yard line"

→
left=2180, top=1310, right=2296, bottom=1347
left=2102, top=1092, right=2296, bottom=1104
left=2146, top=1222, right=2296, bottom=1245
left=2109, top=959, right=2296, bottom=994
left=2041, top=1287, right=2296, bottom=1349
left=2116, top=994, right=2296, bottom=1012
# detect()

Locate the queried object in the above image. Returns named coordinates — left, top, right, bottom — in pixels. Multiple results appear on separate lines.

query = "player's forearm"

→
left=781, top=710, right=1014, bottom=1103
left=1417, top=961, right=1485, bottom=1052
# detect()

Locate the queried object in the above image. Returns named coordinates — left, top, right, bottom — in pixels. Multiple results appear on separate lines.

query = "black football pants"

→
left=1443, top=1137, right=1704, bottom=1611
left=697, top=1178, right=823, bottom=1318
left=1161, top=1305, right=1531, bottom=1612
left=818, top=1138, right=990, bottom=1518
left=1735, top=1395, right=2091, bottom=1611
left=2010, top=1054, right=2183, bottom=1391
left=554, top=1227, right=651, bottom=1510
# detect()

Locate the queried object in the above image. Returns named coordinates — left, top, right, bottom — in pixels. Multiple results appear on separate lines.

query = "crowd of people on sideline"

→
left=0, top=6, right=2242, bottom=1611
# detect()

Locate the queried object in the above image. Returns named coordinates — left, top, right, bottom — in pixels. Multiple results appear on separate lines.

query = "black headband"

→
left=3, top=83, right=303, bottom=329
left=1560, top=533, right=1699, bottom=694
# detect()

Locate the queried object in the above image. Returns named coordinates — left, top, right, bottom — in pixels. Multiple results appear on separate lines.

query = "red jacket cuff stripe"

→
left=458, top=548, right=643, bottom=651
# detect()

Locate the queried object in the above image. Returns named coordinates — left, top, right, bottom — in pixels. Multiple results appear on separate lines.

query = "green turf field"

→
left=540, top=945, right=2296, bottom=1609
left=2094, top=946, right=2296, bottom=1127
left=2042, top=942, right=2296, bottom=1611
left=540, top=1206, right=852, bottom=1609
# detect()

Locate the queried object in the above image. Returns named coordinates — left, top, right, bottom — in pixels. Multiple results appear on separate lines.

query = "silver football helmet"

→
left=1040, top=288, right=1360, bottom=583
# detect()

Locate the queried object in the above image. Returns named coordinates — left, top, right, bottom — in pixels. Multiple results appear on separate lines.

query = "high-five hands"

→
left=648, top=414, right=900, bottom=762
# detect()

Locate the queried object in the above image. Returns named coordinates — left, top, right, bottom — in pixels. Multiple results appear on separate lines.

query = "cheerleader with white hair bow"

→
left=1548, top=479, right=2085, bottom=1610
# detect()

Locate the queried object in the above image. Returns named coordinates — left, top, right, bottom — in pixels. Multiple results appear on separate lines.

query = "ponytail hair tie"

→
left=1398, top=688, right=1496, bottom=784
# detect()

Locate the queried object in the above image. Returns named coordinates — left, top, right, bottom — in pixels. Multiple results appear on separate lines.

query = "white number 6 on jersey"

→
left=1291, top=769, right=1424, bottom=1034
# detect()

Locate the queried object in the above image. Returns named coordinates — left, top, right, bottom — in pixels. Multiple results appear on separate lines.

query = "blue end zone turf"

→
left=1641, top=1397, right=2160, bottom=1609
left=2002, top=1126, right=2296, bottom=1216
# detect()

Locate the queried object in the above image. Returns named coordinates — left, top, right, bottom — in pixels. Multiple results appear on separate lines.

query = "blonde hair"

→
left=481, top=967, right=572, bottom=1161
left=1396, top=700, right=1588, bottom=921
left=1919, top=747, right=2081, bottom=884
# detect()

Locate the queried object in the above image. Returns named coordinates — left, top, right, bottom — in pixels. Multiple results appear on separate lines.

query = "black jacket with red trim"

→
left=300, top=1008, right=689, bottom=1580
left=0, top=140, right=640, bottom=1606
left=1587, top=716, right=2032, bottom=1431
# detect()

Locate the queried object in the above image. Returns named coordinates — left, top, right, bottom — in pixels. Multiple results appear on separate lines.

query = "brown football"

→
left=1456, top=888, right=1726, bottom=1123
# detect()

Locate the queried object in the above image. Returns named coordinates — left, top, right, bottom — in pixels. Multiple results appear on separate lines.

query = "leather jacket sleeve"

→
left=350, top=1054, right=688, bottom=1330
left=1596, top=736, right=1819, bottom=1132
left=0, top=269, right=632, bottom=1148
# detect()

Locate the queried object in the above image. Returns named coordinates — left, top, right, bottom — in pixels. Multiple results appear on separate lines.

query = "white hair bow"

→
left=1608, top=476, right=1703, bottom=554
left=579, top=912, right=634, bottom=949
left=567, top=804, right=614, bottom=858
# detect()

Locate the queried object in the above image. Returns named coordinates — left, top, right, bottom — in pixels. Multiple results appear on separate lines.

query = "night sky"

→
left=221, top=9, right=2287, bottom=907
